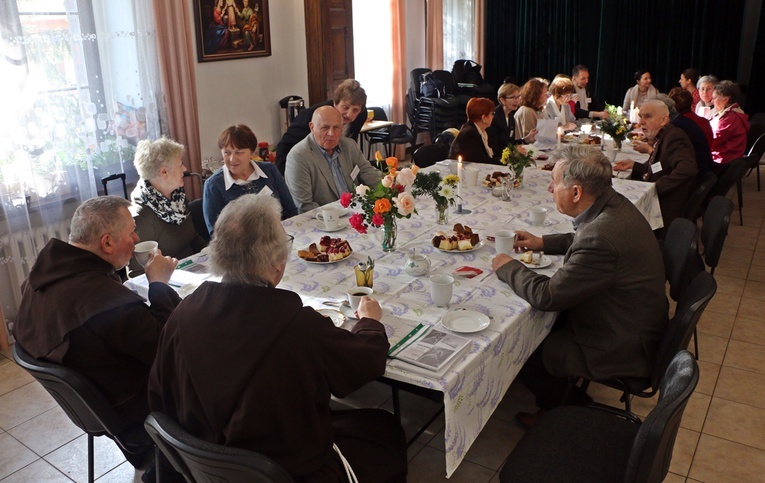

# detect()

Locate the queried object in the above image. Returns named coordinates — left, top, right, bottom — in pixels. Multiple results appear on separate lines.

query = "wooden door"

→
left=304, top=0, right=354, bottom=105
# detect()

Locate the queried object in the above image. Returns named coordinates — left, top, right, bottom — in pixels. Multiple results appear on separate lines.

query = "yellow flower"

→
left=375, top=151, right=383, bottom=162
left=444, top=174, right=460, bottom=186
left=411, top=164, right=419, bottom=174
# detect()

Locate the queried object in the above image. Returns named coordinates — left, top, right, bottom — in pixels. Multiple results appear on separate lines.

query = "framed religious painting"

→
left=194, top=0, right=271, bottom=62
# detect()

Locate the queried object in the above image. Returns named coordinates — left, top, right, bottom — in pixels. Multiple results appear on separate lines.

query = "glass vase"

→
left=382, top=218, right=397, bottom=252
left=435, top=201, right=449, bottom=225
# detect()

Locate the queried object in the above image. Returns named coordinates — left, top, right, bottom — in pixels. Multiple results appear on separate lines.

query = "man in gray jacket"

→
left=285, top=106, right=381, bottom=213
left=492, top=145, right=668, bottom=426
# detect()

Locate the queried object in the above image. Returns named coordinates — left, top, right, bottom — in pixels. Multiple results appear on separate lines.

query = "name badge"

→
left=651, top=162, right=663, bottom=174
left=586, top=97, right=592, bottom=103
left=350, top=165, right=360, bottom=180
left=259, top=185, right=273, bottom=196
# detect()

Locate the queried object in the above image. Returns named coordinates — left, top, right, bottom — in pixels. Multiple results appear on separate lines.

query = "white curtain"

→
left=0, top=0, right=164, bottom=317
left=443, top=0, right=476, bottom=71
left=352, top=0, right=393, bottom=117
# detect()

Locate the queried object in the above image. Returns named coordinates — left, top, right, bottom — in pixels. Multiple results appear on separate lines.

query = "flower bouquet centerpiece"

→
left=500, top=143, right=535, bottom=188
left=598, top=104, right=631, bottom=150
left=411, top=171, right=460, bottom=225
left=340, top=154, right=417, bottom=251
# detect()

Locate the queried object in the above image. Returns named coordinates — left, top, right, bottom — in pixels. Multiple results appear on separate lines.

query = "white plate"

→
left=441, top=310, right=490, bottom=333
left=519, top=254, right=553, bottom=269
left=339, top=207, right=352, bottom=218
left=318, top=223, right=346, bottom=233
left=436, top=241, right=484, bottom=253
left=338, top=301, right=359, bottom=320
left=301, top=249, right=354, bottom=264
left=551, top=222, right=573, bottom=234
left=527, top=218, right=553, bottom=227
left=316, top=308, right=345, bottom=327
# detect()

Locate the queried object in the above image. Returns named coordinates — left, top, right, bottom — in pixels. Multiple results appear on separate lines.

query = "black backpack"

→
left=452, top=59, right=484, bottom=85
left=421, top=71, right=446, bottom=98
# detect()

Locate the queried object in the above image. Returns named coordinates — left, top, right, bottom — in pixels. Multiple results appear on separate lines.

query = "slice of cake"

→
left=519, top=251, right=534, bottom=263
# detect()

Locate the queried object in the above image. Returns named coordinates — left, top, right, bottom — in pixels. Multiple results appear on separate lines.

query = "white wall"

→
left=188, top=0, right=309, bottom=163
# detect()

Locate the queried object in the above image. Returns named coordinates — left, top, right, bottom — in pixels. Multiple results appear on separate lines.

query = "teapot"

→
left=404, top=250, right=431, bottom=277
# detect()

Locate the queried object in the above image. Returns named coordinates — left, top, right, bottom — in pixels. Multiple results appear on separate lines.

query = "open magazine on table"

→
left=387, top=323, right=471, bottom=377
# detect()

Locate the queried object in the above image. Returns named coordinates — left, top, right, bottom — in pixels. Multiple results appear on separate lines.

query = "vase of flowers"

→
left=411, top=171, right=460, bottom=225
left=500, top=143, right=534, bottom=188
left=598, top=104, right=631, bottom=150
left=341, top=156, right=417, bottom=252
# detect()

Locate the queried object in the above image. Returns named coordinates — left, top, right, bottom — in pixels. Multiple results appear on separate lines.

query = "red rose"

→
left=394, top=183, right=404, bottom=193
left=371, top=213, right=384, bottom=227
left=349, top=213, right=367, bottom=234
left=340, top=192, right=353, bottom=208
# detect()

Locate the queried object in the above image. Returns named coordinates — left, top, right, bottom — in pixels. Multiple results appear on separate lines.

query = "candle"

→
left=617, top=106, right=623, bottom=117
left=457, top=156, right=463, bottom=199
left=557, top=127, right=563, bottom=146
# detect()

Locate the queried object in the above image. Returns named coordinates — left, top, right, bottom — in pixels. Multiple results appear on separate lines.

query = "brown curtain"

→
left=391, top=0, right=408, bottom=158
left=475, top=0, right=485, bottom=73
left=426, top=0, right=443, bottom=70
left=152, top=0, right=203, bottom=199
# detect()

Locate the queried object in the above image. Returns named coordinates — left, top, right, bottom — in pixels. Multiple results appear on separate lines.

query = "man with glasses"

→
left=13, top=195, right=181, bottom=470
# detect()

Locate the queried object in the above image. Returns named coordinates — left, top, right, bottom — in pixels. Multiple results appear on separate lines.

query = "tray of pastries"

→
left=432, top=223, right=482, bottom=252
left=298, top=236, right=353, bottom=263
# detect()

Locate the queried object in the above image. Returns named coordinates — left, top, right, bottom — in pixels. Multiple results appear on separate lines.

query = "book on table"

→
left=387, top=323, right=471, bottom=375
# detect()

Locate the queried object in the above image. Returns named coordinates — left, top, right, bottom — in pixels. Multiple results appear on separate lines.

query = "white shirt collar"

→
left=223, top=160, right=268, bottom=190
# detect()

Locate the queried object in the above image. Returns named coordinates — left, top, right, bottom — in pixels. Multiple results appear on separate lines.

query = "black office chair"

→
left=363, top=107, right=413, bottom=159
left=699, top=195, right=734, bottom=276
left=13, top=343, right=152, bottom=483
left=500, top=350, right=699, bottom=483
left=144, top=412, right=294, bottom=483
left=709, top=155, right=753, bottom=225
left=745, top=130, right=765, bottom=191
left=412, top=143, right=450, bottom=168
left=101, top=172, right=128, bottom=199
left=683, top=171, right=717, bottom=221
left=188, top=198, right=210, bottom=242
left=582, top=271, right=715, bottom=412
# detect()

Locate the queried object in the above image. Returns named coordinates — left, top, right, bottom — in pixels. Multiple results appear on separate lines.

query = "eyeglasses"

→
left=503, top=95, right=521, bottom=100
left=286, top=234, right=294, bottom=249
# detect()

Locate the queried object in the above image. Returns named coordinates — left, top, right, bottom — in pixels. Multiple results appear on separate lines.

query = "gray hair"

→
left=133, top=137, right=185, bottom=180
left=652, top=95, right=676, bottom=116
left=209, top=192, right=288, bottom=284
left=696, top=75, right=718, bottom=89
left=713, top=80, right=741, bottom=104
left=552, top=145, right=612, bottom=197
left=69, top=196, right=132, bottom=245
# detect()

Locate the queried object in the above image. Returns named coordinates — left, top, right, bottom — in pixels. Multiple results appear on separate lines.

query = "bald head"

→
left=310, top=106, right=343, bottom=152
left=638, top=100, right=670, bottom=140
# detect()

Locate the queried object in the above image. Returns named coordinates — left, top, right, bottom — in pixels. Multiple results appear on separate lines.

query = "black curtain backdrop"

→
left=748, top=3, right=765, bottom=115
left=485, top=0, right=746, bottom=110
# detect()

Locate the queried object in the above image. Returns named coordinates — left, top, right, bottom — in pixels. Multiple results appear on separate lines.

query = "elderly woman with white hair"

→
left=148, top=192, right=408, bottom=483
left=129, top=137, right=207, bottom=275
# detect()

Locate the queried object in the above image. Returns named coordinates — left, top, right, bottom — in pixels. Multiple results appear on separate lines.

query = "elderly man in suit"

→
left=492, top=145, right=668, bottom=427
left=614, top=99, right=698, bottom=238
left=285, top=105, right=381, bottom=213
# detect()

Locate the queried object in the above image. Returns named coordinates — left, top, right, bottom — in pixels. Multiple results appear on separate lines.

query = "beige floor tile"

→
left=747, top=264, right=765, bottom=283
left=695, top=360, right=721, bottom=396
left=406, top=445, right=495, bottom=482
left=407, top=442, right=425, bottom=463
left=44, top=433, right=127, bottom=482
left=696, top=311, right=735, bottom=338
left=0, top=433, right=39, bottom=479
left=0, top=383, right=56, bottom=431
left=717, top=247, right=753, bottom=268
left=742, top=280, right=765, bottom=300
left=461, top=416, right=525, bottom=471
left=703, top=398, right=765, bottom=451
left=727, top=223, right=761, bottom=240
left=679, top=392, right=712, bottom=432
left=722, top=234, right=759, bottom=252
left=715, top=366, right=765, bottom=410
left=723, top=339, right=765, bottom=374
left=1, top=458, right=72, bottom=482
left=714, top=261, right=750, bottom=279
left=694, top=332, right=729, bottom=365
left=736, top=298, right=765, bottom=324
left=0, top=362, right=34, bottom=398
left=663, top=472, right=688, bottom=483
left=711, top=274, right=747, bottom=297
left=689, top=433, right=765, bottom=482
left=586, top=382, right=626, bottom=409
left=704, top=292, right=741, bottom=316
left=669, top=427, right=700, bottom=477
left=8, top=407, right=83, bottom=457
left=730, top=316, right=765, bottom=346
left=95, top=461, right=142, bottom=482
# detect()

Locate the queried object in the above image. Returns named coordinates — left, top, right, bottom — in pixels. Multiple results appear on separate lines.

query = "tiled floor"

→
left=1, top=172, right=764, bottom=482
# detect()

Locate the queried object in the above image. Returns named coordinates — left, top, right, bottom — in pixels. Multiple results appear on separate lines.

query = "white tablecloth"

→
left=126, top=163, right=661, bottom=478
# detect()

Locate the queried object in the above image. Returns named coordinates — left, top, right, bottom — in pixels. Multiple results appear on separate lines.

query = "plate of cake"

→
left=481, top=171, right=512, bottom=188
left=298, top=236, right=353, bottom=263
left=432, top=224, right=482, bottom=252
left=518, top=251, right=552, bottom=269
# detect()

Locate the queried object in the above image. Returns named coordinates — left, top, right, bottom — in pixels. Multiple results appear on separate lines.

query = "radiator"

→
left=0, top=219, right=71, bottom=317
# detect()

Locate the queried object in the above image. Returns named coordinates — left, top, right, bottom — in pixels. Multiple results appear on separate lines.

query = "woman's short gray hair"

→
left=696, top=75, right=718, bottom=89
left=209, top=192, right=288, bottom=284
left=69, top=196, right=132, bottom=245
left=713, top=80, right=741, bottom=104
left=552, top=145, right=612, bottom=197
left=133, top=137, right=185, bottom=180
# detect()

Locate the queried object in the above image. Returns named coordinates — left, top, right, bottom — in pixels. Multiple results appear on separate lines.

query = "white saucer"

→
left=519, top=255, right=553, bottom=269
left=527, top=218, right=553, bottom=227
left=318, top=223, right=346, bottom=233
left=441, top=310, right=490, bottom=333
left=316, top=308, right=346, bottom=327
left=551, top=222, right=573, bottom=234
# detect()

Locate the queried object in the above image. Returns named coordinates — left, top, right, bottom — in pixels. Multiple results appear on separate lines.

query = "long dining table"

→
left=126, top=159, right=661, bottom=478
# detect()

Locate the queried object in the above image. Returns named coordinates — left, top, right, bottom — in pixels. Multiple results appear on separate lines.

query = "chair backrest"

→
left=709, top=156, right=753, bottom=199
left=683, top=171, right=717, bottom=220
left=409, top=68, right=432, bottom=98
left=188, top=198, right=210, bottom=242
left=700, top=195, right=734, bottom=269
left=661, top=218, right=703, bottom=302
left=370, top=106, right=388, bottom=122
left=412, top=143, right=450, bottom=168
left=12, top=342, right=133, bottom=445
left=746, top=123, right=765, bottom=157
left=145, top=412, right=294, bottom=483
left=625, top=350, right=699, bottom=483
left=432, top=70, right=457, bottom=95
left=652, top=271, right=716, bottom=390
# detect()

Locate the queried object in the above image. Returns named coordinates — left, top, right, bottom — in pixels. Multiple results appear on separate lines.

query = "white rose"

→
left=395, top=192, right=416, bottom=215
left=396, top=168, right=416, bottom=187
left=355, top=185, right=370, bottom=196
left=381, top=175, right=395, bottom=188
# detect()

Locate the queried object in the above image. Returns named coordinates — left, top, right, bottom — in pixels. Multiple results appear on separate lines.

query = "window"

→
left=352, top=0, right=393, bottom=116
left=443, top=0, right=475, bottom=70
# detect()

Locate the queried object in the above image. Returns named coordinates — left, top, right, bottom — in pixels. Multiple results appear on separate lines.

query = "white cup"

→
left=529, top=206, right=548, bottom=226
left=495, top=230, right=516, bottom=256
left=316, top=205, right=341, bottom=230
left=430, top=274, right=454, bottom=307
left=133, top=241, right=158, bottom=267
left=464, top=168, right=479, bottom=186
left=347, top=286, right=374, bottom=311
